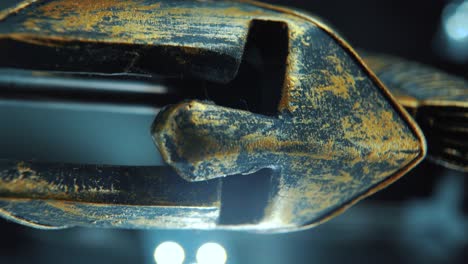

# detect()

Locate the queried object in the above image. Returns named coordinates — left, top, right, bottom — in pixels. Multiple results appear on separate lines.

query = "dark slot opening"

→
left=0, top=20, right=288, bottom=115
left=0, top=40, right=215, bottom=107
left=417, top=106, right=468, bottom=168
left=204, top=20, right=289, bottom=116
left=218, top=168, right=273, bottom=225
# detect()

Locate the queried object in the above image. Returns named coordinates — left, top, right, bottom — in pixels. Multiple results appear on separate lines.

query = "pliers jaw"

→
left=0, top=0, right=425, bottom=232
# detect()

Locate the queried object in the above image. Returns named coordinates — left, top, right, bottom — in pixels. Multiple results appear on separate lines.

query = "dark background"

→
left=0, top=0, right=467, bottom=264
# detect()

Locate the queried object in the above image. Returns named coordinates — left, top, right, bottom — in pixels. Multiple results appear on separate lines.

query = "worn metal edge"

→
left=419, top=100, right=468, bottom=108
left=240, top=0, right=427, bottom=232
left=0, top=197, right=221, bottom=230
left=0, top=0, right=40, bottom=21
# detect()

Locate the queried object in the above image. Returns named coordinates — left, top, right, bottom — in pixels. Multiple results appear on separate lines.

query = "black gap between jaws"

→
left=204, top=20, right=288, bottom=116
left=0, top=21, right=289, bottom=224
left=217, top=21, right=289, bottom=225
left=0, top=20, right=288, bottom=116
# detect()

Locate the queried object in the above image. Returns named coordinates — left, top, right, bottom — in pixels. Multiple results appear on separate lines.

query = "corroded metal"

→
left=363, top=53, right=467, bottom=172
left=0, top=0, right=425, bottom=232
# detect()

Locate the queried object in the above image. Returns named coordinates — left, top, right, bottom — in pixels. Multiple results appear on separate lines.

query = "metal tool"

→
left=362, top=53, right=467, bottom=172
left=0, top=0, right=453, bottom=232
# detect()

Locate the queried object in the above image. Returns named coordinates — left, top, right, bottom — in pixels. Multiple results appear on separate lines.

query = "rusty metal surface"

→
left=363, top=53, right=467, bottom=172
left=0, top=0, right=425, bottom=232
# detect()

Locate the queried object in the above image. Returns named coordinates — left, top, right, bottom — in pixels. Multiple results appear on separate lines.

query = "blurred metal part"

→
left=0, top=0, right=38, bottom=21
left=362, top=53, right=468, bottom=172
left=400, top=170, right=467, bottom=261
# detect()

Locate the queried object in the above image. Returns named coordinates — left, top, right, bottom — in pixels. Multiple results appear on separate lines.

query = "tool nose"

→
left=0, top=0, right=425, bottom=232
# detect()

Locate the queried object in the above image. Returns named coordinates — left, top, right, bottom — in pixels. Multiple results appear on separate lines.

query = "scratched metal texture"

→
left=0, top=0, right=425, bottom=231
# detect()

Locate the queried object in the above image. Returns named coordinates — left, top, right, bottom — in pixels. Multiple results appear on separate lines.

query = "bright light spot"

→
left=154, top=241, right=185, bottom=264
left=196, top=242, right=227, bottom=264
left=444, top=1, right=468, bottom=40
left=445, top=15, right=468, bottom=40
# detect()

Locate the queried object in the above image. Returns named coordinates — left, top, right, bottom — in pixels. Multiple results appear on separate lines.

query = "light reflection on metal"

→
left=0, top=68, right=169, bottom=95
left=196, top=242, right=228, bottom=264
left=154, top=241, right=185, bottom=264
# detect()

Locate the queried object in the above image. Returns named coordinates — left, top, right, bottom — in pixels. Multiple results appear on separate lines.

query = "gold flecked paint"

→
left=153, top=12, right=424, bottom=228
left=16, top=0, right=265, bottom=46
left=0, top=162, right=67, bottom=198
left=0, top=0, right=426, bottom=232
